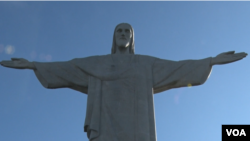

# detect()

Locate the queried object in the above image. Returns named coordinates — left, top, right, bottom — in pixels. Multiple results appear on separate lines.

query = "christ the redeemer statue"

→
left=0, top=23, right=247, bottom=141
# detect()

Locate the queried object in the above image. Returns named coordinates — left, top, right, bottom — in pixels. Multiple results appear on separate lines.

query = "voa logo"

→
left=226, top=129, right=246, bottom=136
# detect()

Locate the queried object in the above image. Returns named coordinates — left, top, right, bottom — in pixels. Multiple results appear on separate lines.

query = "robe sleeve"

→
left=153, top=57, right=212, bottom=94
left=33, top=60, right=89, bottom=94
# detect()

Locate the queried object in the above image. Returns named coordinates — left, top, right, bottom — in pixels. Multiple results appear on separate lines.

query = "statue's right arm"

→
left=1, top=58, right=88, bottom=94
left=0, top=58, right=36, bottom=70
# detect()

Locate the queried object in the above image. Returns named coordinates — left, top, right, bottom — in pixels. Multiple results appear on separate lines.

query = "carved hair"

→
left=111, top=23, right=135, bottom=54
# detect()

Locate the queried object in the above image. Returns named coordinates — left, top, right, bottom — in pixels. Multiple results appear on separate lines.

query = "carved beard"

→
left=116, top=40, right=130, bottom=48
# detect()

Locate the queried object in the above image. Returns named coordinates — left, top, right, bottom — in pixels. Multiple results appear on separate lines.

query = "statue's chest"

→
left=85, top=55, right=154, bottom=81
left=108, top=62, right=152, bottom=80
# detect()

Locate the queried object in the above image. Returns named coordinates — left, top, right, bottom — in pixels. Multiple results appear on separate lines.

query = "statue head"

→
left=111, top=23, right=135, bottom=54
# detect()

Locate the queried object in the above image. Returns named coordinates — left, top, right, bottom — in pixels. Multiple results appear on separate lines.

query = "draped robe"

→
left=33, top=54, right=212, bottom=141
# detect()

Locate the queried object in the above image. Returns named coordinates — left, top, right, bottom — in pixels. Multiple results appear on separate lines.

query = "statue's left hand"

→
left=211, top=51, right=247, bottom=65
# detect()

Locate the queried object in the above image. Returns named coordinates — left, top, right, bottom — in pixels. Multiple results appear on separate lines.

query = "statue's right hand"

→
left=0, top=58, right=34, bottom=69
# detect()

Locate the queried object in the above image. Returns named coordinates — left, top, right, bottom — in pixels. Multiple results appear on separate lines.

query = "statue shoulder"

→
left=135, top=54, right=158, bottom=65
left=70, top=55, right=110, bottom=65
left=135, top=55, right=179, bottom=66
left=71, top=55, right=109, bottom=61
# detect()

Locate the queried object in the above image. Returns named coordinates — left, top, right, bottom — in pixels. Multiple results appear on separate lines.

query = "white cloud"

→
left=5, top=45, right=15, bottom=55
left=39, top=53, right=52, bottom=61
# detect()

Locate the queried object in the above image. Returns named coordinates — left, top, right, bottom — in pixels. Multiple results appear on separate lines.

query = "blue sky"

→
left=0, top=1, right=250, bottom=141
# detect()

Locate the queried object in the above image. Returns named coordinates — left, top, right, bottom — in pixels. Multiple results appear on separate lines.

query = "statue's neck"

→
left=111, top=53, right=132, bottom=64
left=115, top=46, right=130, bottom=55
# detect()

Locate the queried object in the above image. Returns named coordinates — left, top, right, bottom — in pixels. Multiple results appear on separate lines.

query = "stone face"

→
left=33, top=54, right=212, bottom=141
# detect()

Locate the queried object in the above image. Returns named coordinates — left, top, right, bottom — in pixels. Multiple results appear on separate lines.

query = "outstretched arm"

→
left=153, top=51, right=247, bottom=93
left=210, top=51, right=247, bottom=66
left=153, top=57, right=212, bottom=94
left=1, top=58, right=89, bottom=94
left=0, top=58, right=36, bottom=70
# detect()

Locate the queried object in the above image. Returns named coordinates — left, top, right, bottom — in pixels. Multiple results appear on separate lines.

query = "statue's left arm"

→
left=152, top=51, right=247, bottom=94
left=210, top=51, right=247, bottom=65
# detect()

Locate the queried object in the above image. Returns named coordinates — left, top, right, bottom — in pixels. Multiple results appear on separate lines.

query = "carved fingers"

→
left=214, top=51, right=247, bottom=65
left=230, top=52, right=248, bottom=62
left=0, top=58, right=30, bottom=69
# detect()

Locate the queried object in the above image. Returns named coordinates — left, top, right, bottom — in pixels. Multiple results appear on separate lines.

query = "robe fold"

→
left=33, top=54, right=212, bottom=141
